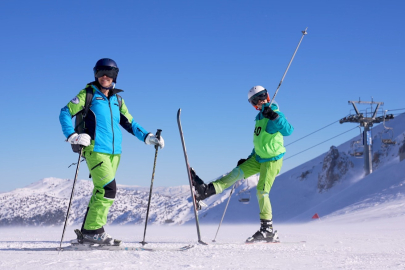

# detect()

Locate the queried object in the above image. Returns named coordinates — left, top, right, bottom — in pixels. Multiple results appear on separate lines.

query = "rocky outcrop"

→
left=318, top=146, right=354, bottom=192
left=298, top=169, right=312, bottom=181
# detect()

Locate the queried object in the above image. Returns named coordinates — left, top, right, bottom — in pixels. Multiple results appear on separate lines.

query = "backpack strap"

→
left=72, top=85, right=93, bottom=154
left=116, top=94, right=123, bottom=110
left=83, top=85, right=94, bottom=117
left=73, top=85, right=93, bottom=134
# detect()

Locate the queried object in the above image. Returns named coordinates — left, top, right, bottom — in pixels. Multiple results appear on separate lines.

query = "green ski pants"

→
left=212, top=155, right=283, bottom=220
left=81, top=150, right=121, bottom=234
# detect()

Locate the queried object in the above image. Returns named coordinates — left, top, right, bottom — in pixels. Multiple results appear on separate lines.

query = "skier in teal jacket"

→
left=59, top=58, right=164, bottom=245
left=191, top=85, right=293, bottom=243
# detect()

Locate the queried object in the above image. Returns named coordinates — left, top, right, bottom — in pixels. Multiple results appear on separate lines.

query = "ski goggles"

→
left=248, top=90, right=268, bottom=105
left=94, top=66, right=119, bottom=79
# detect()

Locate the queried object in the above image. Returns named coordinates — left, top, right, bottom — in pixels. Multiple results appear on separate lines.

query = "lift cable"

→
left=285, top=119, right=341, bottom=147
left=284, top=126, right=359, bottom=161
left=387, top=108, right=405, bottom=112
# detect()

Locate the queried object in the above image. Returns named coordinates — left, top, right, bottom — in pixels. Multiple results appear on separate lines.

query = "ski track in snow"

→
left=1, top=213, right=405, bottom=270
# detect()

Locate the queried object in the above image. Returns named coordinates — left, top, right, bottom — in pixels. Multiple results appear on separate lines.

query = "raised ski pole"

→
left=58, top=147, right=84, bottom=254
left=212, top=183, right=236, bottom=242
left=140, top=129, right=162, bottom=246
left=270, top=27, right=308, bottom=104
left=177, top=109, right=207, bottom=245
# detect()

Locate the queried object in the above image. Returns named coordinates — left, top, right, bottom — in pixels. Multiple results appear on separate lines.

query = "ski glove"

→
left=145, top=133, right=165, bottom=149
left=67, top=133, right=91, bottom=147
left=237, top=159, right=247, bottom=166
left=262, top=106, right=279, bottom=121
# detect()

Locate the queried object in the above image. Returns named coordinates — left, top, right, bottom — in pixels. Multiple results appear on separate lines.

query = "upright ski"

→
left=177, top=109, right=207, bottom=245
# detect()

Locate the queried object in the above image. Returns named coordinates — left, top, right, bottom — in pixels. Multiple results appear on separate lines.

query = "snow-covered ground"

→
left=1, top=210, right=405, bottom=270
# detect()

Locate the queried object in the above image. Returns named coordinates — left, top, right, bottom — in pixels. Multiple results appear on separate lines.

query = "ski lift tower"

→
left=339, top=99, right=394, bottom=175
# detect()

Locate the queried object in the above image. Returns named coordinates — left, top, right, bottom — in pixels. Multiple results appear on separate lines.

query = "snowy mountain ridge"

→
left=0, top=178, right=192, bottom=226
left=1, top=114, right=404, bottom=226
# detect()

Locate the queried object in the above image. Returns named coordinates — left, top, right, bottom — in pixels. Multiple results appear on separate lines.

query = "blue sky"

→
left=0, top=0, right=404, bottom=192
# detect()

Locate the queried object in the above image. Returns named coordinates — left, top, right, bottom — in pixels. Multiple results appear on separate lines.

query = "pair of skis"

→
left=53, top=229, right=194, bottom=252
left=29, top=243, right=194, bottom=252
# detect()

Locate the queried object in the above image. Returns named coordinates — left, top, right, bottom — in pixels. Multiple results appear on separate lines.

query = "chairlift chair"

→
left=164, top=197, right=174, bottom=224
left=381, top=129, right=395, bottom=145
left=238, top=179, right=251, bottom=204
left=350, top=140, right=364, bottom=158
left=349, top=126, right=364, bottom=158
left=381, top=110, right=396, bottom=145
left=238, top=190, right=251, bottom=204
left=163, top=190, right=190, bottom=224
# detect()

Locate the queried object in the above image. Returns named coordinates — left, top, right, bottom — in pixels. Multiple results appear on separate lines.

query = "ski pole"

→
left=212, top=183, right=236, bottom=242
left=58, top=147, right=84, bottom=254
left=270, top=27, right=308, bottom=104
left=140, top=129, right=162, bottom=246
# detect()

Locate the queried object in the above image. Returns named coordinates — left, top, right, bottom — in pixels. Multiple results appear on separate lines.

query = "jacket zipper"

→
left=108, top=98, right=115, bottom=154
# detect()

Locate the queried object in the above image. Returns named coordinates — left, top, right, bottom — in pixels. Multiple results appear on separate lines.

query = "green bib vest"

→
left=253, top=116, right=286, bottom=159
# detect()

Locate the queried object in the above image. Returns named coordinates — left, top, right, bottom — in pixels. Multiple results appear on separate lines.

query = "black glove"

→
left=262, top=107, right=279, bottom=120
left=237, top=159, right=247, bottom=166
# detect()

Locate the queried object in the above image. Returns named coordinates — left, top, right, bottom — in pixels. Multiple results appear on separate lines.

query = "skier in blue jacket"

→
left=59, top=58, right=164, bottom=245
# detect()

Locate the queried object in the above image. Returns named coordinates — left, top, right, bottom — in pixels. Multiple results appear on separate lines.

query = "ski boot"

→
left=73, top=229, right=122, bottom=246
left=190, top=168, right=216, bottom=209
left=246, top=219, right=280, bottom=243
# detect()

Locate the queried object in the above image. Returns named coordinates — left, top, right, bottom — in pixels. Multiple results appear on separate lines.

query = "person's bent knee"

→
left=104, top=179, right=117, bottom=199
left=256, top=190, right=269, bottom=199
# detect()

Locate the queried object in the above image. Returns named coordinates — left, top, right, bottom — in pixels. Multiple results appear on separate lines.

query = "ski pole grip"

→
left=156, top=129, right=162, bottom=140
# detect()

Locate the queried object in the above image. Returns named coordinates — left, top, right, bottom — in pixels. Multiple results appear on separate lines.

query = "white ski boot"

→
left=246, top=220, right=280, bottom=243
left=73, top=229, right=121, bottom=246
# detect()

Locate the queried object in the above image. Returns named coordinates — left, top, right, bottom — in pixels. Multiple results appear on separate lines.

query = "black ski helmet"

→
left=93, top=58, right=119, bottom=83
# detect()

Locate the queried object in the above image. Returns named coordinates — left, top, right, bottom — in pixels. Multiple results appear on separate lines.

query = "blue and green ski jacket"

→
left=59, top=83, right=150, bottom=155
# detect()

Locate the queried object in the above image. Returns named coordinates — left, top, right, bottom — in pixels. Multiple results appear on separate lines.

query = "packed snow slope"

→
left=0, top=114, right=404, bottom=226
left=0, top=216, right=404, bottom=270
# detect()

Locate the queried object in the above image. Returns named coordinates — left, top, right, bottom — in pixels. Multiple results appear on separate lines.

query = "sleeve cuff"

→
left=67, top=132, right=77, bottom=140
left=144, top=132, right=152, bottom=143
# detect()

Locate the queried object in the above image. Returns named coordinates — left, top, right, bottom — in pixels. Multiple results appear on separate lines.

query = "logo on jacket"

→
left=71, top=96, right=79, bottom=104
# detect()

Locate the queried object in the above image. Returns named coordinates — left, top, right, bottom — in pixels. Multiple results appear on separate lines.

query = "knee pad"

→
left=104, top=179, right=117, bottom=199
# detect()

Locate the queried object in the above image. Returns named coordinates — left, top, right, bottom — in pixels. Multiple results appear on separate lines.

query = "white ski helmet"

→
left=247, top=85, right=270, bottom=109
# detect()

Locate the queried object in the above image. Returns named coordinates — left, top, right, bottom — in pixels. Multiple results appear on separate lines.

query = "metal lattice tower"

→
left=339, top=100, right=394, bottom=175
